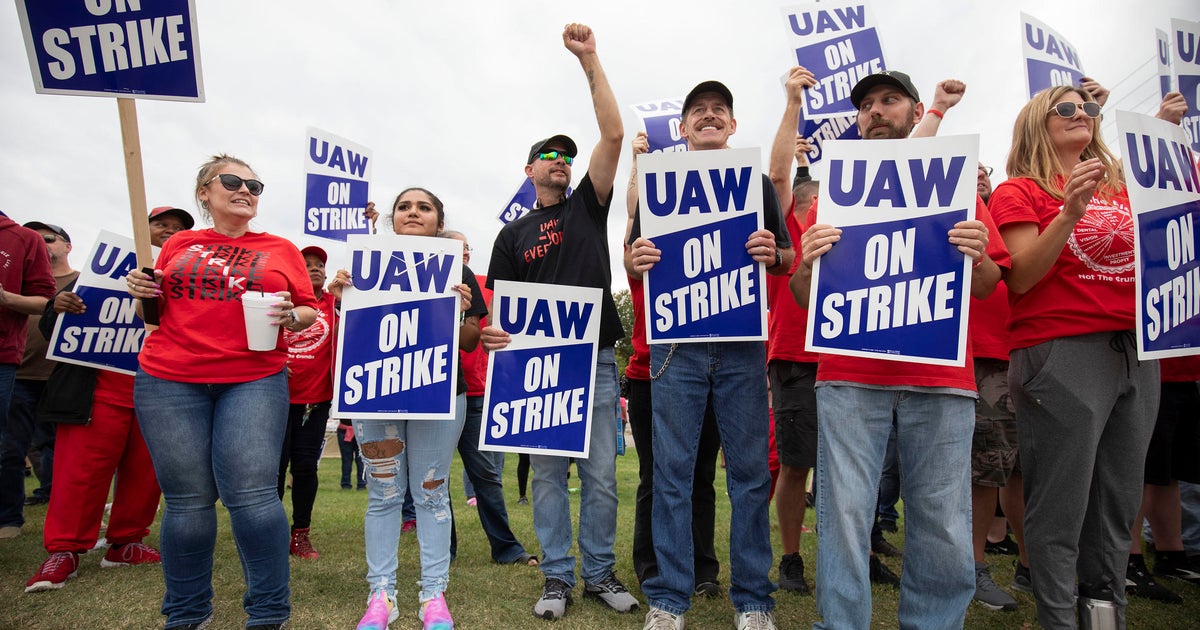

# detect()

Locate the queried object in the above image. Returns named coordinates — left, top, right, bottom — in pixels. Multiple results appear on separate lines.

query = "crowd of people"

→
left=2, top=20, right=1199, bottom=630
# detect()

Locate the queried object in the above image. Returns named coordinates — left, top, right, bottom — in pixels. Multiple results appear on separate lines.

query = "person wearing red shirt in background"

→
left=127, top=155, right=318, bottom=630
left=24, top=206, right=194, bottom=592
left=277, top=245, right=338, bottom=560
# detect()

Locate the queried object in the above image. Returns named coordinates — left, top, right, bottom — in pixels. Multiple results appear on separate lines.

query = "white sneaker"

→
left=734, top=610, right=777, bottom=630
left=643, top=607, right=685, bottom=629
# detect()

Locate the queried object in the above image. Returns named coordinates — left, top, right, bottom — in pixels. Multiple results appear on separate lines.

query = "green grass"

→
left=2, top=447, right=1198, bottom=628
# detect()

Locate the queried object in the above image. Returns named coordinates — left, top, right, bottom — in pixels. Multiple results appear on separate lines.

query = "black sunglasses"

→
left=1048, top=101, right=1101, bottom=119
left=207, top=173, right=265, bottom=196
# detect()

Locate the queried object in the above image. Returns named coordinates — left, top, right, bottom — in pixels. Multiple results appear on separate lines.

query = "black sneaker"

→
left=1126, top=556, right=1182, bottom=604
left=1012, top=561, right=1033, bottom=594
left=869, top=555, right=900, bottom=588
left=985, top=535, right=1019, bottom=556
left=778, top=553, right=811, bottom=594
left=533, top=577, right=574, bottom=619
left=693, top=581, right=723, bottom=598
left=871, top=536, right=903, bottom=558
left=878, top=519, right=898, bottom=534
left=1153, top=550, right=1200, bottom=585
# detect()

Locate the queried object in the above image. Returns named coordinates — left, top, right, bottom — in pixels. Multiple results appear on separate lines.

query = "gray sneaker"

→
left=1012, top=561, right=1033, bottom=594
left=584, top=572, right=639, bottom=613
left=734, top=610, right=777, bottom=630
left=643, top=607, right=685, bottom=629
left=533, top=577, right=573, bottom=620
left=974, top=564, right=1018, bottom=611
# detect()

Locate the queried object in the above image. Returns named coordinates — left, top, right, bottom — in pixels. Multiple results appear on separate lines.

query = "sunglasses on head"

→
left=207, top=173, right=265, bottom=196
left=537, top=151, right=574, bottom=165
left=1048, top=101, right=1101, bottom=119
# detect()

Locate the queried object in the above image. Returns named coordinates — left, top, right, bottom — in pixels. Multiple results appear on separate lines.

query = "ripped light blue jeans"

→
left=353, top=394, right=466, bottom=603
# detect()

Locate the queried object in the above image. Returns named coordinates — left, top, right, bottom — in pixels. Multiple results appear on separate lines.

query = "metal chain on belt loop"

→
left=649, top=343, right=678, bottom=381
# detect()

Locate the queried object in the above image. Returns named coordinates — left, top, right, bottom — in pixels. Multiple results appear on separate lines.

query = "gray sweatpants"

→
left=1009, top=331, right=1159, bottom=630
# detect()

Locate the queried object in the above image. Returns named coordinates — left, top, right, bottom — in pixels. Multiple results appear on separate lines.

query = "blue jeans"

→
left=134, top=368, right=291, bottom=629
left=1182, top=481, right=1200, bottom=554
left=354, top=393, right=465, bottom=603
left=0, top=364, right=13, bottom=445
left=643, top=342, right=775, bottom=615
left=877, top=421, right=900, bottom=525
left=531, top=346, right=619, bottom=587
left=0, top=378, right=45, bottom=527
left=458, top=394, right=529, bottom=563
left=814, top=385, right=974, bottom=630
left=337, top=425, right=365, bottom=489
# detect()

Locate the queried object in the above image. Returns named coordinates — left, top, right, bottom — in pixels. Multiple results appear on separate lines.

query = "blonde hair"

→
left=194, top=154, right=255, bottom=222
left=1005, top=86, right=1122, bottom=200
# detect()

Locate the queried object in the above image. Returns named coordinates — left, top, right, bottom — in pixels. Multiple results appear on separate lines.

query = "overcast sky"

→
left=2, top=1, right=1195, bottom=285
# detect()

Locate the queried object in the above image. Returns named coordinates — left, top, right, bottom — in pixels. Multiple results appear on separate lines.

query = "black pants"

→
left=277, top=401, right=330, bottom=530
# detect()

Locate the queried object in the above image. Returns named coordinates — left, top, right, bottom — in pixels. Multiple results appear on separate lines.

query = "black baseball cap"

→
left=682, top=80, right=734, bottom=114
left=149, top=206, right=196, bottom=230
left=850, top=70, right=920, bottom=108
left=23, top=221, right=70, bottom=243
left=527, top=135, right=578, bottom=164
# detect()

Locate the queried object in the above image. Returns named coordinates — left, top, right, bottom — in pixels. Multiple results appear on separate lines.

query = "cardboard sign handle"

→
left=117, top=98, right=158, bottom=326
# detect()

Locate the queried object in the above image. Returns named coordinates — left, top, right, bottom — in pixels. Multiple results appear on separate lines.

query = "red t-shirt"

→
left=1160, top=355, right=1200, bottom=382
left=625, top=274, right=651, bottom=381
left=803, top=197, right=1011, bottom=391
left=139, top=229, right=317, bottom=383
left=969, top=282, right=1011, bottom=361
left=461, top=275, right=492, bottom=397
left=989, top=178, right=1135, bottom=351
left=285, top=291, right=338, bottom=403
left=768, top=200, right=819, bottom=364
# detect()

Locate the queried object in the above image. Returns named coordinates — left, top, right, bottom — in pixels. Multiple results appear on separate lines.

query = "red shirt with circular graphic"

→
left=989, top=177, right=1135, bottom=352
left=285, top=290, right=338, bottom=404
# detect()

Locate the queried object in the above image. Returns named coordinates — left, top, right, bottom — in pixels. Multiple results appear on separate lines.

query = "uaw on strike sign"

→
left=806, top=135, right=978, bottom=366
left=333, top=235, right=462, bottom=420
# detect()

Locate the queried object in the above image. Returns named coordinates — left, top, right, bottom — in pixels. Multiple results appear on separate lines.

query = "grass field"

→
left=2, top=442, right=1198, bottom=629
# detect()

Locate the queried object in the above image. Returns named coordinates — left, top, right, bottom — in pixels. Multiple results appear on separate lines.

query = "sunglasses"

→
left=1048, top=101, right=1101, bottom=119
left=41, top=233, right=60, bottom=243
left=537, top=151, right=574, bottom=165
left=207, top=173, right=265, bottom=196
left=978, top=166, right=993, bottom=176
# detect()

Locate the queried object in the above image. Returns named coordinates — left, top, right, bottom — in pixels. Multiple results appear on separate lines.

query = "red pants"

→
left=43, top=399, right=161, bottom=553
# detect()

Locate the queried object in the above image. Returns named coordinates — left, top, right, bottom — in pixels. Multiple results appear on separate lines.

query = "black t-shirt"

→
left=458, top=265, right=486, bottom=395
left=487, top=174, right=624, bottom=347
left=628, top=173, right=792, bottom=250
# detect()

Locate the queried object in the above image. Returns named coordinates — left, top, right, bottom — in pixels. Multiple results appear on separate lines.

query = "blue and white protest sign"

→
left=332, top=234, right=462, bottom=419
left=1158, top=28, right=1174, bottom=99
left=480, top=281, right=601, bottom=458
left=781, top=1, right=886, bottom=120
left=305, top=128, right=371, bottom=241
left=15, top=0, right=203, bottom=101
left=638, top=148, right=767, bottom=343
left=805, top=135, right=978, bottom=366
left=47, top=231, right=149, bottom=374
left=1118, top=111, right=1200, bottom=359
left=1021, top=13, right=1085, bottom=98
left=800, top=115, right=859, bottom=164
left=631, top=98, right=688, bottom=153
left=497, top=179, right=573, bottom=225
left=1172, top=19, right=1200, bottom=151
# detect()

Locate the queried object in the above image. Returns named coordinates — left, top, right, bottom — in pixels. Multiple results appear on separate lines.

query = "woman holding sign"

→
left=334, top=188, right=485, bottom=630
left=989, top=87, right=1158, bottom=628
left=126, top=155, right=318, bottom=630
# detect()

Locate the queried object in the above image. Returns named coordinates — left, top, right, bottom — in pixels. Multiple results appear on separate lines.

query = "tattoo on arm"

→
left=587, top=70, right=596, bottom=95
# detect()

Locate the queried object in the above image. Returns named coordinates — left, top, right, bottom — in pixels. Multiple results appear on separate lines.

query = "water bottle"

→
left=1077, top=583, right=1118, bottom=630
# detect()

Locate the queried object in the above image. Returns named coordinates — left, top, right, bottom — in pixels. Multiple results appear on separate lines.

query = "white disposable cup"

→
left=241, top=291, right=280, bottom=351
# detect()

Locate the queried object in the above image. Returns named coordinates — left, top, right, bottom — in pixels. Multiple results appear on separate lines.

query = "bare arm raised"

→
left=563, top=23, right=624, bottom=204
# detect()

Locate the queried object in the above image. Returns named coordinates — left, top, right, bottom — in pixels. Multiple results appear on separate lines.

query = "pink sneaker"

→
left=356, top=587, right=398, bottom=630
left=419, top=594, right=453, bottom=630
left=101, top=542, right=162, bottom=568
left=401, top=519, right=416, bottom=533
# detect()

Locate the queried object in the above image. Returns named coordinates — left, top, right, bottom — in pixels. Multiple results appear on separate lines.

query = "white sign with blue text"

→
left=800, top=114, right=860, bottom=165
left=805, top=135, right=978, bottom=366
left=332, top=234, right=462, bottom=420
left=1157, top=28, right=1174, bottom=99
left=1020, top=13, right=1085, bottom=98
left=1172, top=19, right=1200, bottom=151
left=480, top=281, right=601, bottom=458
left=1118, top=111, right=1200, bottom=360
left=780, top=1, right=886, bottom=121
left=48, top=231, right=151, bottom=375
left=15, top=0, right=203, bottom=101
left=497, top=179, right=572, bottom=225
left=305, top=127, right=372, bottom=241
left=631, top=98, right=688, bottom=154
left=638, top=148, right=767, bottom=343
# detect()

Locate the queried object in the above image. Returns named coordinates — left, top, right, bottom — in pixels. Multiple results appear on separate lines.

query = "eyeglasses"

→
left=978, top=166, right=993, bottom=176
left=206, top=173, right=265, bottom=196
left=463, top=244, right=473, bottom=253
left=1048, top=101, right=1101, bottom=119
left=41, top=234, right=60, bottom=243
left=537, top=151, right=574, bottom=165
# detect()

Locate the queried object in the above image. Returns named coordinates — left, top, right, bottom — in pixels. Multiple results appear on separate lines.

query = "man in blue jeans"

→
left=481, top=23, right=636, bottom=621
left=628, top=78, right=795, bottom=630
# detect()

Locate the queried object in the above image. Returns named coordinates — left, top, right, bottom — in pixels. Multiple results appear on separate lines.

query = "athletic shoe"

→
left=518, top=496, right=529, bottom=505
left=734, top=610, right=777, bottom=630
left=401, top=519, right=417, bottom=534
left=1153, top=550, right=1200, bottom=585
left=0, top=525, right=21, bottom=539
left=1126, top=555, right=1182, bottom=604
left=973, top=564, right=1017, bottom=611
left=583, top=572, right=639, bottom=612
left=419, top=593, right=453, bottom=630
left=985, top=535, right=1019, bottom=556
left=1012, top=561, right=1033, bottom=594
left=533, top=577, right=573, bottom=619
left=101, top=542, right=161, bottom=567
left=778, top=553, right=811, bottom=594
left=871, top=536, right=903, bottom=558
left=356, top=587, right=399, bottom=629
left=693, top=581, right=722, bottom=598
left=25, top=552, right=79, bottom=592
left=869, top=555, right=900, bottom=588
left=289, top=528, right=320, bottom=559
left=878, top=519, right=898, bottom=533
left=172, top=615, right=214, bottom=629
left=643, top=607, right=685, bottom=629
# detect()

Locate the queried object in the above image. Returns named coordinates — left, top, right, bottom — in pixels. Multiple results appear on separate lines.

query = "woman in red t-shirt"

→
left=126, top=154, right=319, bottom=630
left=989, top=87, right=1159, bottom=627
